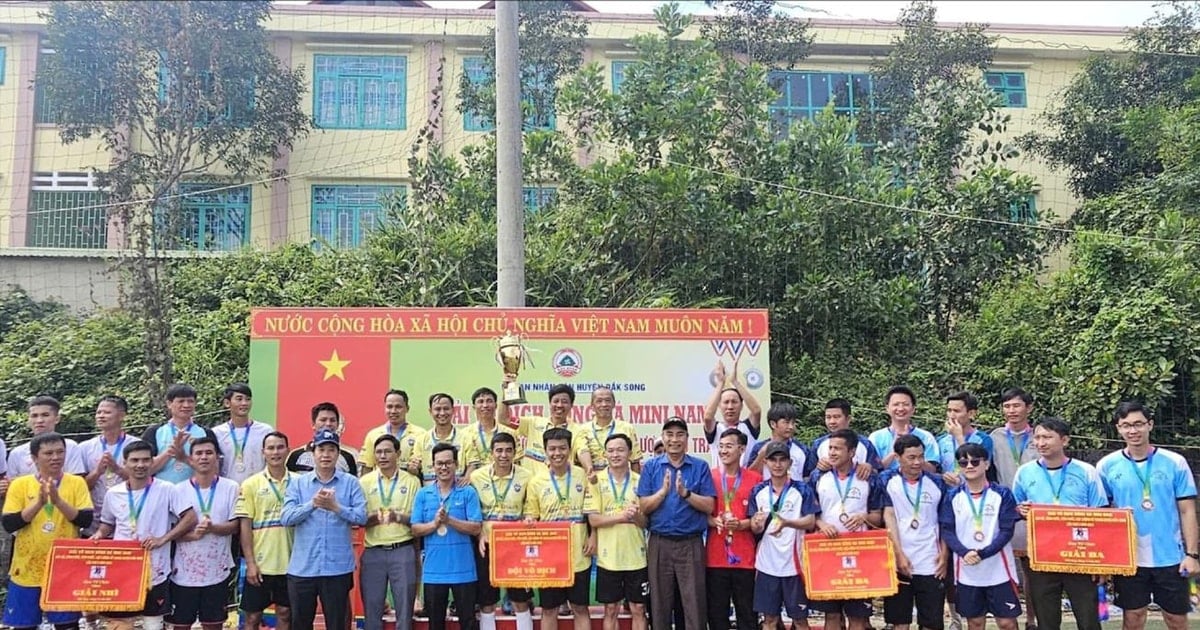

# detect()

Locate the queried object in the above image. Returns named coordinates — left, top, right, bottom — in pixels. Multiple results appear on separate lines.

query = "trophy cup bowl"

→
left=496, top=331, right=528, bottom=405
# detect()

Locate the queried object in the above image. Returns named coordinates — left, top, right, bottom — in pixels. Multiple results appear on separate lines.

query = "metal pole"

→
left=495, top=0, right=525, bottom=307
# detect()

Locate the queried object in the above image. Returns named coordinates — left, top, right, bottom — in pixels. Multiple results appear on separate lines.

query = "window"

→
left=34, top=47, right=107, bottom=125
left=155, top=184, right=250, bottom=251
left=768, top=71, right=878, bottom=132
left=314, top=55, right=407, bottom=130
left=1010, top=194, right=1037, bottom=224
left=611, top=60, right=632, bottom=94
left=523, top=187, right=557, bottom=212
left=985, top=72, right=1026, bottom=108
left=462, top=57, right=555, bottom=132
left=311, top=185, right=403, bottom=249
left=158, top=64, right=254, bottom=126
left=0, top=47, right=7, bottom=85
left=27, top=172, right=108, bottom=249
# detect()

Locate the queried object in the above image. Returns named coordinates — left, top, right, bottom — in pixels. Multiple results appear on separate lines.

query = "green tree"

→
left=39, top=0, right=311, bottom=405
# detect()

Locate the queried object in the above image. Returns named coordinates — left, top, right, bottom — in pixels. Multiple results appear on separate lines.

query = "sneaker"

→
left=948, top=616, right=963, bottom=630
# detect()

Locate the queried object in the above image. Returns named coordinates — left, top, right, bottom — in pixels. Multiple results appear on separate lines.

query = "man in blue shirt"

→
left=636, top=417, right=717, bottom=630
left=281, top=428, right=367, bottom=630
left=413, top=442, right=483, bottom=630
left=869, top=386, right=939, bottom=474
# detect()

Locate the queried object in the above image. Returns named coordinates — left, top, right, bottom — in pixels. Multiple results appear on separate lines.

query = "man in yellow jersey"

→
left=237, top=431, right=296, bottom=630
left=523, top=427, right=599, bottom=630
left=412, top=393, right=477, bottom=484
left=360, top=390, right=427, bottom=476
left=470, top=433, right=534, bottom=630
left=360, top=434, right=421, bottom=630
left=588, top=433, right=648, bottom=630
left=498, top=381, right=594, bottom=476
left=2, top=432, right=94, bottom=630
left=461, top=387, right=519, bottom=476
left=577, top=387, right=644, bottom=474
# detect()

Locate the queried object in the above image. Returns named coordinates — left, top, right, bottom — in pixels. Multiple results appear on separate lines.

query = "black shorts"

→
left=539, top=569, right=591, bottom=608
left=1113, top=565, right=1191, bottom=615
left=475, top=549, right=532, bottom=606
left=810, top=598, right=872, bottom=619
left=595, top=567, right=648, bottom=605
left=169, top=576, right=232, bottom=624
left=241, top=574, right=290, bottom=613
left=883, top=574, right=945, bottom=629
left=106, top=581, right=171, bottom=619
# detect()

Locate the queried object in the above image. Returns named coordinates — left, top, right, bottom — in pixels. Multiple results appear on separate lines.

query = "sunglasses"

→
left=957, top=457, right=985, bottom=468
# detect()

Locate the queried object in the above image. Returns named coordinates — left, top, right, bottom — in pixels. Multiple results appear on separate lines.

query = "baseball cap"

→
left=313, top=428, right=339, bottom=447
left=764, top=441, right=791, bottom=460
left=662, top=417, right=687, bottom=433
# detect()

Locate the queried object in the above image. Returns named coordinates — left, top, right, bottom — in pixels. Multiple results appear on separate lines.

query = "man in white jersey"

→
left=869, top=386, right=939, bottom=474
left=749, top=442, right=818, bottom=630
left=747, top=402, right=815, bottom=481
left=141, top=384, right=220, bottom=484
left=939, top=443, right=1021, bottom=630
left=212, top=383, right=274, bottom=484
left=81, top=396, right=134, bottom=531
left=1097, top=401, right=1199, bottom=630
left=1012, top=418, right=1106, bottom=630
left=91, top=440, right=197, bottom=630
left=881, top=434, right=948, bottom=630
left=812, top=399, right=880, bottom=478
left=167, top=436, right=240, bottom=630
left=988, top=387, right=1039, bottom=630
left=8, top=395, right=86, bottom=476
left=809, top=429, right=884, bottom=630
left=702, top=360, right=763, bottom=466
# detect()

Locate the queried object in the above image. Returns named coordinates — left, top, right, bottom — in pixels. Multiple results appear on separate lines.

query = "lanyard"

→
left=901, top=475, right=924, bottom=512
left=433, top=427, right=457, bottom=447
left=490, top=469, right=516, bottom=508
left=1038, top=459, right=1071, bottom=504
left=607, top=470, right=630, bottom=506
left=1124, top=448, right=1156, bottom=499
left=265, top=471, right=287, bottom=503
left=965, top=485, right=989, bottom=532
left=377, top=472, right=399, bottom=507
left=127, top=482, right=151, bottom=528
left=720, top=469, right=743, bottom=512
left=101, top=433, right=127, bottom=461
left=593, top=421, right=616, bottom=450
left=169, top=422, right=194, bottom=441
left=767, top=481, right=789, bottom=517
left=477, top=423, right=493, bottom=455
left=831, top=470, right=854, bottom=507
left=229, top=421, right=252, bottom=459
left=191, top=479, right=218, bottom=517
left=550, top=468, right=572, bottom=503
left=1005, top=428, right=1030, bottom=466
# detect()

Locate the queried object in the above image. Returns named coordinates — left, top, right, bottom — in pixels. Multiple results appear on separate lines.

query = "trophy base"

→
left=502, top=382, right=527, bottom=406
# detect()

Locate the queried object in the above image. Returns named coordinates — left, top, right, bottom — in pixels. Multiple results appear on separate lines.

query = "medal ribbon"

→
left=607, top=470, right=630, bottom=506
left=767, top=481, right=789, bottom=518
left=377, top=472, right=399, bottom=507
left=101, top=433, right=127, bottom=469
left=1005, top=428, right=1030, bottom=467
left=265, top=471, right=287, bottom=503
left=965, top=485, right=988, bottom=535
left=191, top=479, right=218, bottom=517
left=478, top=423, right=493, bottom=456
left=902, top=475, right=924, bottom=513
left=550, top=468, right=572, bottom=503
left=1125, top=448, right=1156, bottom=501
left=489, top=470, right=515, bottom=516
left=230, top=421, right=252, bottom=460
left=593, top=421, right=616, bottom=461
left=720, top=469, right=742, bottom=513
left=127, top=482, right=151, bottom=528
left=831, top=470, right=854, bottom=509
left=1038, top=459, right=1071, bottom=504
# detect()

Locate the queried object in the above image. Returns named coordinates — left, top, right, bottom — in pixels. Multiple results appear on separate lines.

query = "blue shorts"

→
left=753, top=572, right=808, bottom=620
left=3, top=582, right=82, bottom=627
left=957, top=582, right=1022, bottom=619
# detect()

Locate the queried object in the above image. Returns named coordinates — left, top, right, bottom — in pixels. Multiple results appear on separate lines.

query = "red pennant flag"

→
left=276, top=336, right=391, bottom=450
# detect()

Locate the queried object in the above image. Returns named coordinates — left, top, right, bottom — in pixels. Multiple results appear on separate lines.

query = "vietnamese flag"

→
left=261, top=336, right=391, bottom=451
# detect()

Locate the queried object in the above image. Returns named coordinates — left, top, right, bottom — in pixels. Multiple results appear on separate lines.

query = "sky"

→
left=420, top=1, right=1165, bottom=28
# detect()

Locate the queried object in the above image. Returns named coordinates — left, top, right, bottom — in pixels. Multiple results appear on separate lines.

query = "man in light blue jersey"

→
left=937, top=392, right=995, bottom=487
left=811, top=399, right=880, bottom=479
left=1012, top=418, right=1106, bottom=630
left=869, top=386, right=939, bottom=474
left=1097, top=401, right=1199, bottom=630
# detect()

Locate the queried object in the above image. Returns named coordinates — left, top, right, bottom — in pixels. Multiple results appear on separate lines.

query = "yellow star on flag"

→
left=318, top=350, right=351, bottom=381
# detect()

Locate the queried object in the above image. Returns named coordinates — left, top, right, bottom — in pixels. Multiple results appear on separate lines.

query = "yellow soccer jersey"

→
left=514, top=416, right=584, bottom=472
left=470, top=464, right=533, bottom=540
left=524, top=465, right=598, bottom=573
left=360, top=422, right=427, bottom=470
left=4, top=474, right=92, bottom=587
left=577, top=419, right=644, bottom=470
left=360, top=469, right=421, bottom=546
left=413, top=426, right=476, bottom=483
left=462, top=421, right=520, bottom=469
left=235, top=471, right=295, bottom=576
left=592, top=470, right=646, bottom=571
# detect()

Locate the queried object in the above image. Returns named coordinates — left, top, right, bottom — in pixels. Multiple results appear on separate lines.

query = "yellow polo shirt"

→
left=359, top=422, right=427, bottom=470
left=4, top=474, right=92, bottom=587
left=470, top=464, right=533, bottom=542
left=524, top=465, right=598, bottom=573
left=576, top=419, right=644, bottom=470
left=515, top=416, right=584, bottom=473
left=360, top=469, right=420, bottom=547
left=235, top=470, right=295, bottom=576
left=461, top=421, right=520, bottom=469
left=592, top=470, right=646, bottom=571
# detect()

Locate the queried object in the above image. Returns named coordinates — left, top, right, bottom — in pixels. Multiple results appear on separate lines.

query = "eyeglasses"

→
left=433, top=460, right=456, bottom=468
left=1116, top=421, right=1150, bottom=432
left=957, top=457, right=985, bottom=468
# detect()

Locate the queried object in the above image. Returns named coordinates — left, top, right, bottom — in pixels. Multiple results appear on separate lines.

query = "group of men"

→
left=0, top=372, right=1196, bottom=630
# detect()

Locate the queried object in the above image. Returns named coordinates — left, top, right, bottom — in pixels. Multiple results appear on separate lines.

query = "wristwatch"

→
left=1185, top=552, right=1198, bottom=560
left=681, top=489, right=692, bottom=499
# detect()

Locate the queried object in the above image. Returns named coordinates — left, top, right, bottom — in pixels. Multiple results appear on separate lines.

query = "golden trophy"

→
left=495, top=330, right=530, bottom=405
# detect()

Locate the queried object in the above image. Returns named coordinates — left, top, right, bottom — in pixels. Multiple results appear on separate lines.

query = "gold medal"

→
left=909, top=518, right=919, bottom=530
left=379, top=508, right=391, bottom=524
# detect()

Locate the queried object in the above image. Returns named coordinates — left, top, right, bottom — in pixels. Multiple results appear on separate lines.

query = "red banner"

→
left=1027, top=506, right=1137, bottom=576
left=489, top=521, right=575, bottom=588
left=40, top=540, right=151, bottom=612
left=802, top=530, right=899, bottom=601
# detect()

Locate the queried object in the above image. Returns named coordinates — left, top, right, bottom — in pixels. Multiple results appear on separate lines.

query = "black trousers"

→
left=426, top=582, right=478, bottom=630
left=706, top=567, right=756, bottom=630
left=287, top=573, right=353, bottom=630
left=1021, top=559, right=1101, bottom=630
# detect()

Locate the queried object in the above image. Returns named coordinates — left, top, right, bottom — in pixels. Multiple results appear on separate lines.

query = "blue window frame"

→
left=311, top=184, right=403, bottom=249
left=0, top=47, right=7, bottom=85
left=523, top=187, right=557, bottom=212
left=768, top=70, right=878, bottom=131
left=985, top=71, right=1026, bottom=108
left=1010, top=194, right=1037, bottom=224
left=314, top=55, right=407, bottom=130
left=155, top=184, right=250, bottom=251
left=611, top=60, right=632, bottom=94
left=462, top=57, right=555, bottom=132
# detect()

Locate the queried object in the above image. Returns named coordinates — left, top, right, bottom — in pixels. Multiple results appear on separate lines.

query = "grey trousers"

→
left=647, top=534, right=707, bottom=630
left=361, top=545, right=418, bottom=630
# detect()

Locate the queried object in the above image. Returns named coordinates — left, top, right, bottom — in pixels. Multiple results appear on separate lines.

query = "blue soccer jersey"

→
left=869, top=426, right=940, bottom=472
left=1012, top=458, right=1107, bottom=508
left=1097, top=448, right=1197, bottom=568
left=936, top=430, right=995, bottom=475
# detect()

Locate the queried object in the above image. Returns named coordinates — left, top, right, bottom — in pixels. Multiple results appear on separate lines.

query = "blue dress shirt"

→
left=281, top=470, right=367, bottom=577
left=635, top=453, right=717, bottom=537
